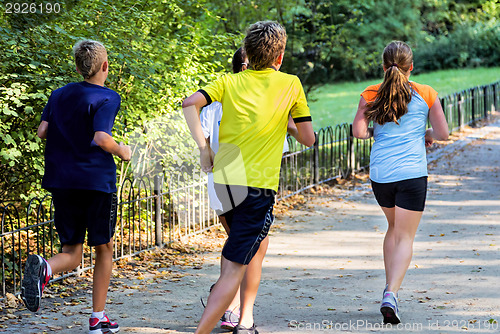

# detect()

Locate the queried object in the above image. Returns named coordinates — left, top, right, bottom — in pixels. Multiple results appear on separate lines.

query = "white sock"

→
left=92, top=311, right=105, bottom=320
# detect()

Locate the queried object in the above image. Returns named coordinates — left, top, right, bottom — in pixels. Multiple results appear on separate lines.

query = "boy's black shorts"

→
left=371, top=176, right=428, bottom=212
left=51, top=189, right=118, bottom=247
left=214, top=184, right=275, bottom=265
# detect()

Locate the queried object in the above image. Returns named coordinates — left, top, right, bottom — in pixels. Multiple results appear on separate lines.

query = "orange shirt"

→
left=361, top=82, right=437, bottom=108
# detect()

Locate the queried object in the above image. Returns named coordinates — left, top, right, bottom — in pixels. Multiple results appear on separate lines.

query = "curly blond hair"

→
left=244, top=21, right=287, bottom=70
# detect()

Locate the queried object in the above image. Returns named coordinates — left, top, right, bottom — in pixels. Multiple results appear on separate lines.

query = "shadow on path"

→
left=4, top=120, right=500, bottom=333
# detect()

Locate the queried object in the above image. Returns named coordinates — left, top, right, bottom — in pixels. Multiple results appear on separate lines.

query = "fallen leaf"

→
left=5, top=293, right=18, bottom=308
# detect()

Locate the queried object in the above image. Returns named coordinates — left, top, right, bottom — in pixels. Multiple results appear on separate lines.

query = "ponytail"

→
left=365, top=41, right=413, bottom=125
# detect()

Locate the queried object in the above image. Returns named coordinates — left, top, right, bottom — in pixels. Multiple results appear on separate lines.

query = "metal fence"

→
left=441, top=82, right=499, bottom=133
left=1, top=80, right=498, bottom=297
left=278, top=123, right=373, bottom=199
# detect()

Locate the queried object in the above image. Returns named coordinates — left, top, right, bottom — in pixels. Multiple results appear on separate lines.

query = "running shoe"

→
left=383, top=284, right=388, bottom=298
left=380, top=291, right=401, bottom=324
left=21, top=254, right=51, bottom=312
left=221, top=309, right=240, bottom=331
left=89, top=314, right=120, bottom=334
left=233, top=324, right=259, bottom=334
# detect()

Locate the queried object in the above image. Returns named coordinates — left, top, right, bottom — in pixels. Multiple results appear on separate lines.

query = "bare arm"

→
left=425, top=98, right=449, bottom=146
left=182, top=91, right=212, bottom=172
left=287, top=115, right=299, bottom=139
left=352, top=97, right=373, bottom=139
left=94, top=131, right=131, bottom=161
left=289, top=117, right=315, bottom=147
left=37, top=121, right=49, bottom=139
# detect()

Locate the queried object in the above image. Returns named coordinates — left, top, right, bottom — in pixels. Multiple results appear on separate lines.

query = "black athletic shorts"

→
left=51, top=189, right=118, bottom=246
left=371, top=176, right=428, bottom=212
left=214, top=184, right=275, bottom=265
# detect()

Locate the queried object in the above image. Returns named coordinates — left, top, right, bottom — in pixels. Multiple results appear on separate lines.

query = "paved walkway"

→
left=3, top=116, right=500, bottom=333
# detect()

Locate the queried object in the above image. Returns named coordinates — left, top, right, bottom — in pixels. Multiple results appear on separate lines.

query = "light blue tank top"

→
left=369, top=89, right=430, bottom=183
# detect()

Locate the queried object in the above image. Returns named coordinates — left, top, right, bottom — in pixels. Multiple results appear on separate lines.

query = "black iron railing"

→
left=440, top=82, right=499, bottom=133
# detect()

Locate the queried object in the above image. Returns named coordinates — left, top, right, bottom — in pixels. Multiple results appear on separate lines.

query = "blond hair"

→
left=365, top=41, right=414, bottom=125
left=244, top=21, right=287, bottom=70
left=72, top=40, right=107, bottom=79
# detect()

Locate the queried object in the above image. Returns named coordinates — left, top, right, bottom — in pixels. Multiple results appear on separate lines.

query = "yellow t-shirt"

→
left=200, top=68, right=311, bottom=191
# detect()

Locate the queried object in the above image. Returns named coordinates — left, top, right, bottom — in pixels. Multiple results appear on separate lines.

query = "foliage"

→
left=0, top=0, right=238, bottom=203
left=1, top=0, right=498, bottom=202
left=309, top=67, right=500, bottom=129
left=204, top=0, right=499, bottom=87
left=413, top=20, right=500, bottom=73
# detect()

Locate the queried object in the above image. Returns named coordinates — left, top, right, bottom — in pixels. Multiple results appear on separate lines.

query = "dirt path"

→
left=2, top=116, right=500, bottom=333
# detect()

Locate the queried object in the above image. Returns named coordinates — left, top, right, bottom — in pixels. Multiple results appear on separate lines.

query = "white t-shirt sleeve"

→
left=201, top=103, right=223, bottom=211
left=200, top=105, right=213, bottom=139
left=282, top=137, right=289, bottom=153
left=208, top=102, right=222, bottom=154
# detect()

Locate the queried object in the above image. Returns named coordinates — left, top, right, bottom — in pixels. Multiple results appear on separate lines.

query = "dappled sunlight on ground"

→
left=2, top=116, right=500, bottom=333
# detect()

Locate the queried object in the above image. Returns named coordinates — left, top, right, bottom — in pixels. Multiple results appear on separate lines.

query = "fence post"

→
left=457, top=93, right=463, bottom=129
left=349, top=124, right=355, bottom=177
left=483, top=85, right=488, bottom=119
left=313, top=132, right=319, bottom=185
left=494, top=83, right=498, bottom=112
left=153, top=175, right=163, bottom=247
left=471, top=88, right=476, bottom=125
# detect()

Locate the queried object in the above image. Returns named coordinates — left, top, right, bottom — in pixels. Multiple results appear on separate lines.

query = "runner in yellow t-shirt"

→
left=183, top=21, right=314, bottom=334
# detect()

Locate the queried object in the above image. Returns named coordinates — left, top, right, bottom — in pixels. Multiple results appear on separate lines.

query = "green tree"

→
left=0, top=0, right=238, bottom=203
left=1, top=0, right=498, bottom=203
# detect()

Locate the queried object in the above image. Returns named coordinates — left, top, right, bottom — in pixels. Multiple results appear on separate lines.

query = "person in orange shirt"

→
left=353, top=41, right=449, bottom=324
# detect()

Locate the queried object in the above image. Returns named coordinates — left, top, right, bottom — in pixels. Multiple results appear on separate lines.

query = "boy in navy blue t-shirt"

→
left=22, top=40, right=130, bottom=334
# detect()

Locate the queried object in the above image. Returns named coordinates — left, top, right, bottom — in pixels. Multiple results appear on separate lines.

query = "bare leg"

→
left=381, top=206, right=422, bottom=294
left=381, top=207, right=395, bottom=285
left=227, top=288, right=241, bottom=313
left=239, top=236, right=269, bottom=328
left=219, top=215, right=230, bottom=235
left=218, top=216, right=240, bottom=313
left=92, top=240, right=114, bottom=312
left=47, top=243, right=83, bottom=273
left=195, top=256, right=246, bottom=334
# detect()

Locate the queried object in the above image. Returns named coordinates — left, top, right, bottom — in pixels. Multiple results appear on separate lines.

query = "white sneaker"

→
left=380, top=291, right=401, bottom=324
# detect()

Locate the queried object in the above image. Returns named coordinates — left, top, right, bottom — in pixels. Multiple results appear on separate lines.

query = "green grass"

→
left=309, top=67, right=500, bottom=130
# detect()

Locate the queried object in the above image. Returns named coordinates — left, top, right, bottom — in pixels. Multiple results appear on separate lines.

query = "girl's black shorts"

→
left=371, top=176, right=428, bottom=212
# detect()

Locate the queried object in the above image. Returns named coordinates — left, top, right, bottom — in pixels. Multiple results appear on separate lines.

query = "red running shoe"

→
left=21, top=254, right=51, bottom=312
left=89, top=314, right=120, bottom=334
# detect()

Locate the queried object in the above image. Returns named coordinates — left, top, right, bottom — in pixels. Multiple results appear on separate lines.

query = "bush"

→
left=0, top=0, right=239, bottom=203
left=413, top=21, right=500, bottom=74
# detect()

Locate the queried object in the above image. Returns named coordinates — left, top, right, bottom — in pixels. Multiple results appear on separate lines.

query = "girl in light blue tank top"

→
left=352, top=41, right=449, bottom=325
